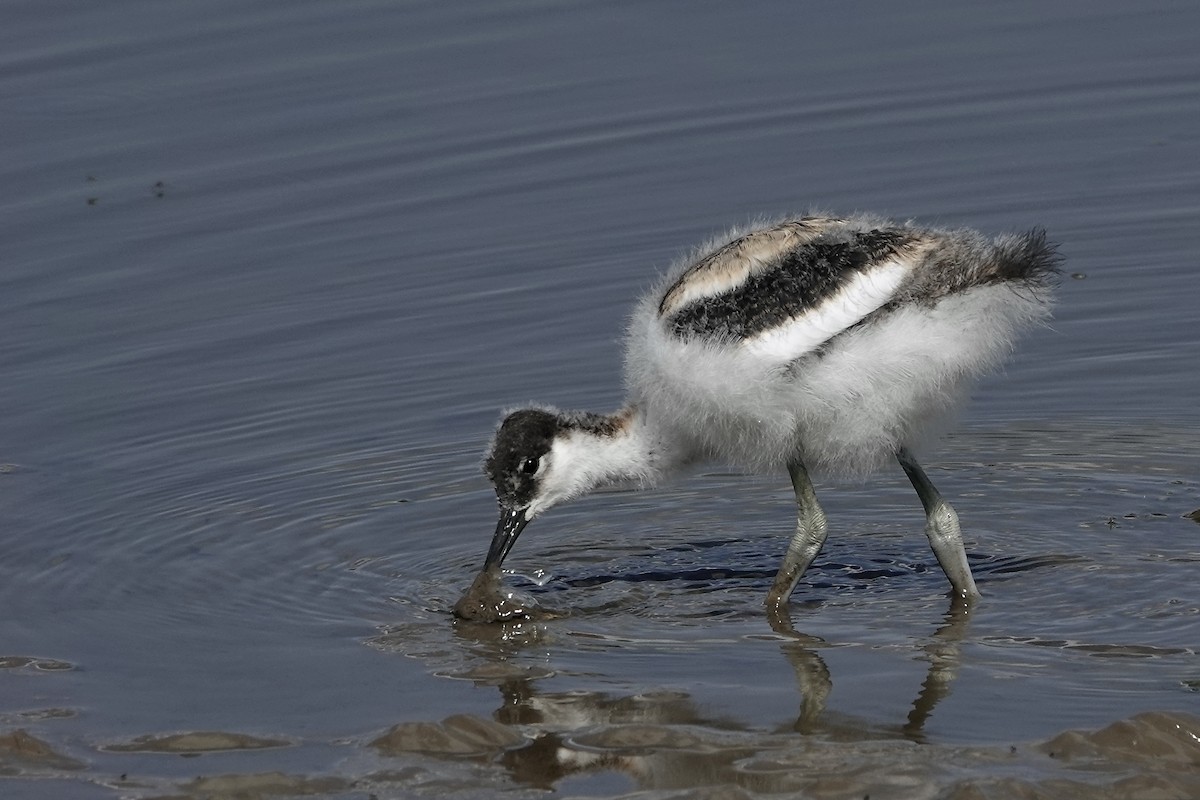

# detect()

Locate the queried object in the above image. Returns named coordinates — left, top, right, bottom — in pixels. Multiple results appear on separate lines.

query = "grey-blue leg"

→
left=767, top=460, right=828, bottom=611
left=897, top=448, right=980, bottom=599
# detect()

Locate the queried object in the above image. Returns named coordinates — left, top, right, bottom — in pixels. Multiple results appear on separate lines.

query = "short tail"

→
left=993, top=228, right=1063, bottom=293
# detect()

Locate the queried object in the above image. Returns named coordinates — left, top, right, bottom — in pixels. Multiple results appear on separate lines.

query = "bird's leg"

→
left=766, top=460, right=829, bottom=613
left=896, top=448, right=980, bottom=599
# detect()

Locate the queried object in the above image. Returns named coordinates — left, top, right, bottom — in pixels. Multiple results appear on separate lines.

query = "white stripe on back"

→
left=742, top=258, right=912, bottom=363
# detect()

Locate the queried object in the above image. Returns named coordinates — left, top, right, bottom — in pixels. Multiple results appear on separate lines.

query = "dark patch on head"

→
left=665, top=228, right=917, bottom=340
left=483, top=408, right=625, bottom=509
left=485, top=409, right=559, bottom=509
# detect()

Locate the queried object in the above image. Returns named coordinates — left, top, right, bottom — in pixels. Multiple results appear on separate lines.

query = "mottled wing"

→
left=659, top=219, right=930, bottom=363
left=657, top=217, right=846, bottom=318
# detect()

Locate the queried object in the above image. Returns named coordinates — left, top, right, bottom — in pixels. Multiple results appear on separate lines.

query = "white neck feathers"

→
left=525, top=409, right=661, bottom=518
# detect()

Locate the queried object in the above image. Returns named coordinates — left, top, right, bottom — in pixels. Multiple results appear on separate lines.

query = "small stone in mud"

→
left=181, top=772, right=348, bottom=797
left=104, top=731, right=290, bottom=753
left=371, top=714, right=524, bottom=756
left=452, top=567, right=534, bottom=623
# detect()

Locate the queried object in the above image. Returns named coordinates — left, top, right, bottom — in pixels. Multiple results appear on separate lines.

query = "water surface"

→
left=2, top=1, right=1198, bottom=797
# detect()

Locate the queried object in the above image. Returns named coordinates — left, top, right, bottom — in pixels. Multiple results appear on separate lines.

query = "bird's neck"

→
left=539, top=406, right=668, bottom=511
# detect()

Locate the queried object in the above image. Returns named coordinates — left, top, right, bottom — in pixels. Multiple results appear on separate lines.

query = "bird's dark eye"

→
left=519, top=457, right=540, bottom=475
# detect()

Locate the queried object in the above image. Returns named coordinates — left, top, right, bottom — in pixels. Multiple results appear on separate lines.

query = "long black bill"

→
left=484, top=506, right=530, bottom=569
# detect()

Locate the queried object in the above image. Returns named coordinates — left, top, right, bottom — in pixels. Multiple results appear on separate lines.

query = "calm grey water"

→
left=3, top=1, right=1198, bottom=798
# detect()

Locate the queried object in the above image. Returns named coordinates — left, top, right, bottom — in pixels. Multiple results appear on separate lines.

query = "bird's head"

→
left=481, top=408, right=565, bottom=570
left=481, top=406, right=636, bottom=570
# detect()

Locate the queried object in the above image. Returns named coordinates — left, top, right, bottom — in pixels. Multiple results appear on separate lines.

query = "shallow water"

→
left=2, top=1, right=1199, bottom=797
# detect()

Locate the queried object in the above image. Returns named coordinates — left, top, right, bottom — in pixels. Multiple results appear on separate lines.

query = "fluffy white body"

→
left=627, top=254, right=1049, bottom=477
left=471, top=213, right=1060, bottom=616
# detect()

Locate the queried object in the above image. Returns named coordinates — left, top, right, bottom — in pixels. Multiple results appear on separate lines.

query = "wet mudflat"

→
left=2, top=1, right=1198, bottom=797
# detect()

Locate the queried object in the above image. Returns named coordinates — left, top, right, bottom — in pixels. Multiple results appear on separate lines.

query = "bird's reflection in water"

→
left=770, top=595, right=973, bottom=740
left=904, top=597, right=975, bottom=740
left=438, top=596, right=974, bottom=792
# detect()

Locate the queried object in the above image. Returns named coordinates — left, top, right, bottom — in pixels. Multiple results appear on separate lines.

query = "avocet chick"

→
left=469, top=214, right=1060, bottom=616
